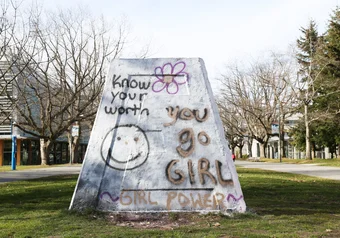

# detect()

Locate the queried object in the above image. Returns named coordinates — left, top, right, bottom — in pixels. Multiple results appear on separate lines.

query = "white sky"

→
left=41, top=0, right=338, bottom=93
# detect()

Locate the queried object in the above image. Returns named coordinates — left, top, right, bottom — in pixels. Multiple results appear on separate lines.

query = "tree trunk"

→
left=280, top=133, right=284, bottom=159
left=281, top=143, right=285, bottom=158
left=247, top=137, right=252, bottom=157
left=280, top=133, right=286, bottom=158
left=312, top=143, right=316, bottom=159
left=260, top=143, right=266, bottom=158
left=280, top=114, right=285, bottom=158
left=305, top=104, right=312, bottom=160
left=231, top=146, right=235, bottom=155
left=40, top=138, right=51, bottom=165
left=72, top=136, right=80, bottom=163
left=239, top=145, right=243, bottom=158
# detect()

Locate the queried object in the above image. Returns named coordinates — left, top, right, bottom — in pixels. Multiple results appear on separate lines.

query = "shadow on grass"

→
left=239, top=168, right=340, bottom=216
left=1, top=170, right=340, bottom=237
left=0, top=175, right=77, bottom=218
left=1, top=170, right=340, bottom=219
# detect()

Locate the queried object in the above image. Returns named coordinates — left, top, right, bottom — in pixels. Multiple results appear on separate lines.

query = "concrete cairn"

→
left=69, top=58, right=246, bottom=214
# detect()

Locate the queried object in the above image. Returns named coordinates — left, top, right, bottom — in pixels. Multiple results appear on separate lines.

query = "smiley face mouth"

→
left=101, top=125, right=150, bottom=171
left=107, top=149, right=142, bottom=164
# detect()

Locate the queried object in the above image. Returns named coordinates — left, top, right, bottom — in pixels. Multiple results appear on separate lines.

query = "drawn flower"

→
left=152, top=61, right=189, bottom=94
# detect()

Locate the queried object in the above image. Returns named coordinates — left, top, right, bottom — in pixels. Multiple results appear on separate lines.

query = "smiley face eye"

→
left=134, top=137, right=139, bottom=142
left=117, top=137, right=121, bottom=141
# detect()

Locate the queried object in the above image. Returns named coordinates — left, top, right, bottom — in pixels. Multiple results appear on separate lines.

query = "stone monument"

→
left=69, top=58, right=246, bottom=213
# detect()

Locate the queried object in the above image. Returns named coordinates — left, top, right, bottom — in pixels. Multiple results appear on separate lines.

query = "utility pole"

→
left=11, top=135, right=17, bottom=170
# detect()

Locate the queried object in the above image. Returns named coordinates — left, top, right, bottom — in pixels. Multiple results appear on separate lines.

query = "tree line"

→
left=0, top=1, right=129, bottom=165
left=219, top=7, right=340, bottom=159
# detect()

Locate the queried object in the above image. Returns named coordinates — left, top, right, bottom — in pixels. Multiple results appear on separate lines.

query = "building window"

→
left=30, top=140, right=41, bottom=165
left=3, top=141, right=12, bottom=165
left=21, top=140, right=29, bottom=165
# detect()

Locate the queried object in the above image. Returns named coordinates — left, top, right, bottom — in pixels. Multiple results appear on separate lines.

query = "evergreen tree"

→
left=315, top=7, right=340, bottom=157
left=296, top=20, right=320, bottom=159
left=317, top=7, right=340, bottom=108
left=296, top=20, right=319, bottom=80
left=313, top=119, right=340, bottom=158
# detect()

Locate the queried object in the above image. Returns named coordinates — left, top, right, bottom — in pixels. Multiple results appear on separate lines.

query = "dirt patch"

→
left=106, top=212, right=224, bottom=230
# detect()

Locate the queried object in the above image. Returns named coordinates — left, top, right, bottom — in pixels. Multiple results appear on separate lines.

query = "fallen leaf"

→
left=213, top=222, right=221, bottom=227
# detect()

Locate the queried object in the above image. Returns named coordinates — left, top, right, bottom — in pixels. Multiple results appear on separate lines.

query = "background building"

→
left=0, top=60, right=88, bottom=166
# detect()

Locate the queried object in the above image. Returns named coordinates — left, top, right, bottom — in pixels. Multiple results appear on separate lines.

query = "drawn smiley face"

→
left=101, top=125, right=149, bottom=170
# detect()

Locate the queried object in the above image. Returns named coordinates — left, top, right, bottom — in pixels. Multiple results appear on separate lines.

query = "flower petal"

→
left=162, top=62, right=173, bottom=75
left=166, top=81, right=179, bottom=94
left=173, top=72, right=189, bottom=85
left=152, top=80, right=166, bottom=93
left=172, top=61, right=186, bottom=74
left=154, top=66, right=164, bottom=80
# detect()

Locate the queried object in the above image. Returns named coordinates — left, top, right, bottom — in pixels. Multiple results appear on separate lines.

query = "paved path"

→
left=0, top=165, right=81, bottom=184
left=1, top=161, right=340, bottom=184
left=235, top=160, right=340, bottom=181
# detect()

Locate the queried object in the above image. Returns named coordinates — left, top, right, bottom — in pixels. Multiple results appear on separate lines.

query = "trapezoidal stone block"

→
left=69, top=58, right=246, bottom=213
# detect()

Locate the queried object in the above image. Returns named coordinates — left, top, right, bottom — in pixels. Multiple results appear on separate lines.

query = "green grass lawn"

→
left=1, top=169, right=340, bottom=237
left=256, top=157, right=340, bottom=167
left=0, top=164, right=81, bottom=172
left=0, top=165, right=50, bottom=172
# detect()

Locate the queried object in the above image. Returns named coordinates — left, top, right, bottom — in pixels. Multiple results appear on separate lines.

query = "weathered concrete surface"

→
left=235, top=160, right=340, bottom=180
left=70, top=58, right=246, bottom=213
left=0, top=166, right=81, bottom=184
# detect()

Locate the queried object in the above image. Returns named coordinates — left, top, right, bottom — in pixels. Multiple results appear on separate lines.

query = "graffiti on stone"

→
left=100, top=125, right=149, bottom=171
left=105, top=74, right=150, bottom=116
left=70, top=58, right=246, bottom=214
left=152, top=61, right=189, bottom=94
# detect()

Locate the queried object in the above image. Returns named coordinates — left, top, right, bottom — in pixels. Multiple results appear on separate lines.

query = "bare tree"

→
left=266, top=52, right=299, bottom=158
left=217, top=101, right=248, bottom=158
left=219, top=52, right=298, bottom=158
left=0, top=1, right=37, bottom=129
left=7, top=6, right=127, bottom=165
